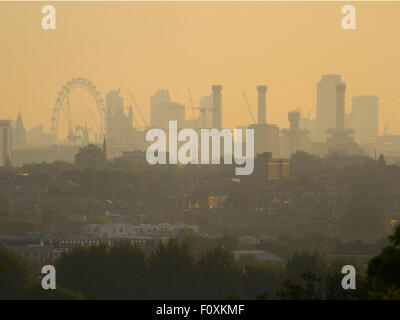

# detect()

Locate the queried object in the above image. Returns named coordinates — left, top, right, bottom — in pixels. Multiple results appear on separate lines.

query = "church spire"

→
left=13, top=111, right=26, bottom=150
left=16, top=111, right=24, bottom=128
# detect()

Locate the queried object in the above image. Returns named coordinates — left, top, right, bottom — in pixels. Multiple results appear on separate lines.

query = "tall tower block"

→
left=315, top=74, right=342, bottom=142
left=335, top=83, right=346, bottom=131
left=352, top=96, right=379, bottom=144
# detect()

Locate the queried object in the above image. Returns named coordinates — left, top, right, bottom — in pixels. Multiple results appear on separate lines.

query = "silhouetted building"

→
left=150, top=89, right=185, bottom=129
left=249, top=123, right=280, bottom=157
left=26, top=124, right=56, bottom=148
left=254, top=152, right=290, bottom=180
left=351, top=95, right=379, bottom=144
left=106, top=90, right=133, bottom=146
left=280, top=110, right=312, bottom=158
left=121, top=150, right=147, bottom=163
left=374, top=134, right=400, bottom=165
left=104, top=90, right=147, bottom=159
left=12, top=145, right=80, bottom=166
left=315, top=74, right=343, bottom=142
left=0, top=120, right=12, bottom=166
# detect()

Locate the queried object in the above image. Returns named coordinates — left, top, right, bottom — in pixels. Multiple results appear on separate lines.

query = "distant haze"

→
left=1, top=2, right=400, bottom=134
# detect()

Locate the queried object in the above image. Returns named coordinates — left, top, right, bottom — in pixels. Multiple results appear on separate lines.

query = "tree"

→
left=368, top=225, right=400, bottom=299
left=25, top=284, right=83, bottom=300
left=74, top=144, right=107, bottom=170
left=95, top=170, right=114, bottom=199
left=196, top=246, right=244, bottom=299
left=0, top=245, right=81, bottom=299
left=290, top=151, right=324, bottom=179
left=226, top=191, right=255, bottom=210
left=40, top=209, right=70, bottom=234
left=107, top=242, right=147, bottom=299
left=149, top=239, right=195, bottom=299
left=0, top=245, right=33, bottom=299
left=243, top=264, right=284, bottom=299
left=286, top=251, right=327, bottom=280
left=56, top=244, right=113, bottom=299
left=56, top=242, right=148, bottom=299
left=277, top=252, right=369, bottom=300
left=342, top=193, right=390, bottom=241
left=0, top=194, right=12, bottom=233
left=276, top=271, right=324, bottom=300
left=378, top=154, right=386, bottom=166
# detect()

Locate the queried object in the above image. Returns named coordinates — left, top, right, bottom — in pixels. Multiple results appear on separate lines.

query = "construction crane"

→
left=241, top=92, right=256, bottom=124
left=128, top=104, right=142, bottom=129
left=127, top=89, right=148, bottom=129
left=188, top=89, right=214, bottom=129
left=187, top=88, right=202, bottom=129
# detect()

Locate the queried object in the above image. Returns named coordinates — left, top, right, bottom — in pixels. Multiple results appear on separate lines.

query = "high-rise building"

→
left=104, top=90, right=146, bottom=158
left=150, top=89, right=185, bottom=129
left=0, top=120, right=12, bottom=166
left=351, top=95, right=379, bottom=144
left=106, top=90, right=124, bottom=118
left=26, top=124, right=56, bottom=148
left=249, top=123, right=280, bottom=157
left=105, top=90, right=133, bottom=146
left=315, top=74, right=343, bottom=142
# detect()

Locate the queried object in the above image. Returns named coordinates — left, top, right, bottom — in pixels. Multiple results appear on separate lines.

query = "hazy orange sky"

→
left=1, top=1, right=400, bottom=137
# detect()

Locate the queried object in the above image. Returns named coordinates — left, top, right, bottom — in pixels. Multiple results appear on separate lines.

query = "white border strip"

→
left=0, top=0, right=399, bottom=2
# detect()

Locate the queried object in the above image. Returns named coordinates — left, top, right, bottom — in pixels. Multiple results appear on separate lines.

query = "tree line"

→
left=4, top=225, right=400, bottom=300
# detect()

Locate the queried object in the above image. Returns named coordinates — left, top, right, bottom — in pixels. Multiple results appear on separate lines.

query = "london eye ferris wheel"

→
left=51, top=77, right=106, bottom=144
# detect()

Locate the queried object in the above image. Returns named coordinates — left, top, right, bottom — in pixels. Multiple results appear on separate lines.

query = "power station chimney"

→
left=257, top=85, right=267, bottom=124
left=212, top=85, right=222, bottom=130
left=335, top=82, right=346, bottom=131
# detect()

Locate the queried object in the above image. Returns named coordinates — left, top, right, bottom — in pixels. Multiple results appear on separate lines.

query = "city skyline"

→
left=2, top=1, right=400, bottom=303
left=2, top=2, right=400, bottom=135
